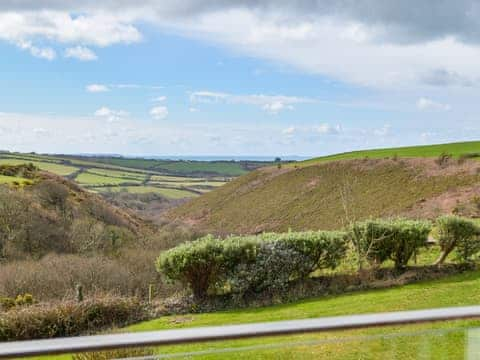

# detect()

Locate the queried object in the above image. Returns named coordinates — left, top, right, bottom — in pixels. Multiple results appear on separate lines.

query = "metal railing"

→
left=1, top=305, right=480, bottom=358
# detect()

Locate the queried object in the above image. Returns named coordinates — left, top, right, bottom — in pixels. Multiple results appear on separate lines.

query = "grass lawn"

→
left=301, top=140, right=480, bottom=166
left=123, top=270, right=480, bottom=359
left=34, top=270, right=480, bottom=359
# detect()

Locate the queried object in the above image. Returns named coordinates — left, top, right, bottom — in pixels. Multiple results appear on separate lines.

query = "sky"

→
left=1, top=1, right=480, bottom=157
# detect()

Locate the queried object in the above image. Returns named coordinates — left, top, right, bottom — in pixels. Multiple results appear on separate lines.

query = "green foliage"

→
left=435, top=216, right=480, bottom=264
left=14, top=293, right=34, bottom=306
left=0, top=297, right=15, bottom=311
left=0, top=293, right=34, bottom=312
left=348, top=219, right=431, bottom=270
left=157, top=231, right=347, bottom=300
left=0, top=163, right=38, bottom=179
left=157, top=235, right=253, bottom=299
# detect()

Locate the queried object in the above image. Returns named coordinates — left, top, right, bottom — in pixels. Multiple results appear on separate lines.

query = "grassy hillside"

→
left=169, top=157, right=480, bottom=234
left=115, top=270, right=480, bottom=359
left=301, top=140, right=480, bottom=166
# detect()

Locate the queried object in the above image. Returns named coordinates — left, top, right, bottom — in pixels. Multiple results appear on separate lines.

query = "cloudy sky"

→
left=1, top=1, right=480, bottom=157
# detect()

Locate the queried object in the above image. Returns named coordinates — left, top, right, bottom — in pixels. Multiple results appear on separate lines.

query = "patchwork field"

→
left=0, top=152, right=250, bottom=199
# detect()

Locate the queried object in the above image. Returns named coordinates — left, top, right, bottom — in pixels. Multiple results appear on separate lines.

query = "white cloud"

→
left=152, top=95, right=167, bottom=102
left=65, top=46, right=97, bottom=61
left=17, top=40, right=56, bottom=60
left=190, top=90, right=313, bottom=114
left=416, top=97, right=451, bottom=111
left=150, top=106, right=168, bottom=120
left=314, top=123, right=342, bottom=135
left=0, top=11, right=141, bottom=47
left=86, top=84, right=109, bottom=93
left=2, top=3, right=480, bottom=89
left=94, top=106, right=128, bottom=122
left=282, top=126, right=296, bottom=135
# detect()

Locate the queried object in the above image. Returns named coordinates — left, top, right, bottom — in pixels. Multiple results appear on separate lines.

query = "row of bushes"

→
left=0, top=297, right=149, bottom=341
left=158, top=217, right=480, bottom=300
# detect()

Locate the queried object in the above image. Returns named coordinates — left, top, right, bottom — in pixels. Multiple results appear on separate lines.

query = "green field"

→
left=62, top=156, right=266, bottom=176
left=34, top=270, right=480, bottom=359
left=0, top=159, right=77, bottom=176
left=75, top=172, right=142, bottom=186
left=120, top=270, right=480, bottom=359
left=93, top=186, right=198, bottom=198
left=301, top=140, right=480, bottom=166
left=0, top=153, right=239, bottom=199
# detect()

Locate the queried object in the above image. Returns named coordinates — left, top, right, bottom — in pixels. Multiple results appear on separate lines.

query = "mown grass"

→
left=32, top=270, right=480, bottom=359
left=122, top=270, right=480, bottom=359
left=301, top=140, right=480, bottom=166
left=170, top=159, right=480, bottom=234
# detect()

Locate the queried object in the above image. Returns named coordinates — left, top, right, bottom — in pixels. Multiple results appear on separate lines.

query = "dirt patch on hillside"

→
left=403, top=157, right=480, bottom=177
left=403, top=183, right=480, bottom=219
left=335, top=157, right=480, bottom=178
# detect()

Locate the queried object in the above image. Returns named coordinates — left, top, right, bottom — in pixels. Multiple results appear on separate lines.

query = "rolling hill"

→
left=0, top=152, right=270, bottom=200
left=168, top=142, right=480, bottom=234
left=299, top=140, right=480, bottom=166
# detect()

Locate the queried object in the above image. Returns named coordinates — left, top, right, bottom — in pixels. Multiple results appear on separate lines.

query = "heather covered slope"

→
left=168, top=158, right=480, bottom=234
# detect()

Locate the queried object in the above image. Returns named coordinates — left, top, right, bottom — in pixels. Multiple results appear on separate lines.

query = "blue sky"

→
left=1, top=1, right=480, bottom=157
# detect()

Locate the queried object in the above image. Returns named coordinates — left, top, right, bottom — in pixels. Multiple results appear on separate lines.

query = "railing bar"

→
left=119, top=326, right=468, bottom=360
left=1, top=305, right=480, bottom=358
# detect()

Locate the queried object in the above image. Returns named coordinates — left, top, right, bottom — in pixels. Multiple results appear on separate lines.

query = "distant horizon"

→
left=2, top=138, right=480, bottom=162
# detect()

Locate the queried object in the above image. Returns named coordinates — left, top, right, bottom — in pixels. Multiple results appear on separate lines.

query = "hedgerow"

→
left=157, top=231, right=347, bottom=300
left=435, top=216, right=480, bottom=264
left=0, top=297, right=148, bottom=341
left=348, top=219, right=431, bottom=270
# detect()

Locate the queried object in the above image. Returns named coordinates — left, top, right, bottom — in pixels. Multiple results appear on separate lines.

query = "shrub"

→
left=73, top=347, right=154, bottom=360
left=157, top=231, right=348, bottom=300
left=0, top=297, right=148, bottom=341
left=261, top=231, right=347, bottom=276
left=348, top=219, right=431, bottom=270
left=435, top=152, right=451, bottom=167
left=157, top=235, right=259, bottom=300
left=0, top=297, right=15, bottom=311
left=435, top=216, right=480, bottom=264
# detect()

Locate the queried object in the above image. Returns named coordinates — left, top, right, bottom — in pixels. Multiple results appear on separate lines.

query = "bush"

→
left=157, top=235, right=257, bottom=300
left=261, top=231, right=347, bottom=276
left=0, top=297, right=148, bottom=341
left=73, top=347, right=154, bottom=360
left=435, top=216, right=480, bottom=264
left=157, top=231, right=348, bottom=300
left=349, top=219, right=431, bottom=270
